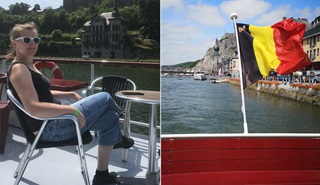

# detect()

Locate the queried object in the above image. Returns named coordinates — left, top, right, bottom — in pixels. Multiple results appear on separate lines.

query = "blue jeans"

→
left=40, top=92, right=123, bottom=146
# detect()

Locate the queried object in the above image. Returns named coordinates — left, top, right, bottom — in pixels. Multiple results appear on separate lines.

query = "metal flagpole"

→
left=230, top=13, right=248, bottom=134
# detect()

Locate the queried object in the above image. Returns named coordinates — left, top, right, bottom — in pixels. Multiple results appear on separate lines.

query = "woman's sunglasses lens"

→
left=34, top=38, right=40, bottom=43
left=23, top=37, right=31, bottom=44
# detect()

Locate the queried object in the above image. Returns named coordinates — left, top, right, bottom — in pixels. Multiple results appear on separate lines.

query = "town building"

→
left=81, top=3, right=127, bottom=58
left=302, top=20, right=320, bottom=70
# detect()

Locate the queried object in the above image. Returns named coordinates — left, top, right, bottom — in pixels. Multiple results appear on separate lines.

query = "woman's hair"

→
left=5, top=22, right=39, bottom=61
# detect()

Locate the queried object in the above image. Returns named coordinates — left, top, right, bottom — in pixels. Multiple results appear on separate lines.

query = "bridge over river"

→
left=161, top=70, right=195, bottom=75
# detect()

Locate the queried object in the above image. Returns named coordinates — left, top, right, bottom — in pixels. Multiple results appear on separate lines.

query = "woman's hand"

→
left=73, top=92, right=82, bottom=101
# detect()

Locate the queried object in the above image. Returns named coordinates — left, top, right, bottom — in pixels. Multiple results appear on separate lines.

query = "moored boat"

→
left=194, top=73, right=206, bottom=81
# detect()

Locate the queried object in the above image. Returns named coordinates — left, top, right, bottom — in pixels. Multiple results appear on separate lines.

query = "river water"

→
left=161, top=77, right=320, bottom=134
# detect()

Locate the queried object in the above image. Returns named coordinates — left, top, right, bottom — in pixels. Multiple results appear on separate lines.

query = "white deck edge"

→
left=161, top=133, right=320, bottom=138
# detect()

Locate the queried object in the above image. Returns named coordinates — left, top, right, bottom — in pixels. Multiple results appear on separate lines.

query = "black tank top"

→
left=8, top=62, right=61, bottom=132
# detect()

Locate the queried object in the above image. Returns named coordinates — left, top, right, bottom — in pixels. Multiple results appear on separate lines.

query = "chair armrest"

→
left=7, top=89, right=80, bottom=128
left=81, top=89, right=89, bottom=98
left=82, top=77, right=104, bottom=98
left=43, top=114, right=78, bottom=122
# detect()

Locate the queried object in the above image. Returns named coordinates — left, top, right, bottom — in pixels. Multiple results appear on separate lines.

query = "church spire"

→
left=213, top=38, right=220, bottom=56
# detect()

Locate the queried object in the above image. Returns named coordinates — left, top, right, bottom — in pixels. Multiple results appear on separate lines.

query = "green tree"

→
left=69, top=7, right=93, bottom=32
left=40, top=8, right=55, bottom=34
left=137, top=0, right=160, bottom=41
left=51, top=29, right=63, bottom=40
left=99, top=0, right=114, bottom=13
left=20, top=3, right=31, bottom=14
left=119, top=5, right=140, bottom=30
left=33, top=4, right=41, bottom=12
left=57, top=9, right=71, bottom=32
left=10, top=3, right=23, bottom=15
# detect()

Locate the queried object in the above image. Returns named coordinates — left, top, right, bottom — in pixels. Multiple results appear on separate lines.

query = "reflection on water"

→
left=161, top=77, right=320, bottom=134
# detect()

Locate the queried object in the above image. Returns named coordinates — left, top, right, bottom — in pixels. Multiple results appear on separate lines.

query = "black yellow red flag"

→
left=237, top=19, right=311, bottom=88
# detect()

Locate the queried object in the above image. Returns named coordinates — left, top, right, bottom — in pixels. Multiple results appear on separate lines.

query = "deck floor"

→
left=0, top=126, right=160, bottom=185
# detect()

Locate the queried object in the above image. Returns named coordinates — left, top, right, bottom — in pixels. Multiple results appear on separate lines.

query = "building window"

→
left=318, top=48, right=319, bottom=56
left=312, top=36, right=316, bottom=46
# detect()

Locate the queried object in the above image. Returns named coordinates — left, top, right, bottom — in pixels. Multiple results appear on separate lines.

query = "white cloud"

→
left=255, top=4, right=291, bottom=25
left=294, top=6, right=313, bottom=21
left=162, top=23, right=201, bottom=43
left=161, top=41, right=209, bottom=65
left=161, top=0, right=184, bottom=9
left=161, top=22, right=215, bottom=65
left=313, top=6, right=320, bottom=20
left=220, top=0, right=271, bottom=21
left=186, top=4, right=227, bottom=27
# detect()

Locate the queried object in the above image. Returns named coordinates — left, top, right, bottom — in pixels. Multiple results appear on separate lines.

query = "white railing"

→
left=119, top=118, right=160, bottom=130
left=162, top=133, right=320, bottom=139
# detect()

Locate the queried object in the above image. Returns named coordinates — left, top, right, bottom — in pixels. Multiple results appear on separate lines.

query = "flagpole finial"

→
left=230, top=13, right=238, bottom=20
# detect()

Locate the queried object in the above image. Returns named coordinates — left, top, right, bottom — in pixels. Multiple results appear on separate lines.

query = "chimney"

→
left=112, top=0, right=119, bottom=17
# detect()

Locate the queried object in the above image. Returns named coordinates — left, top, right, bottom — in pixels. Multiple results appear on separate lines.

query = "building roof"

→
left=84, top=12, right=125, bottom=26
left=303, top=23, right=320, bottom=39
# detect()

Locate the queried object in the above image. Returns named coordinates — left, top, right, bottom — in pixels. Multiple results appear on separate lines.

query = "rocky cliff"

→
left=195, top=33, right=238, bottom=74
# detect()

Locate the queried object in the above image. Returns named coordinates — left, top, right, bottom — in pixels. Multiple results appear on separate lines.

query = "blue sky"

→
left=161, top=0, right=320, bottom=65
left=0, top=1, right=63, bottom=10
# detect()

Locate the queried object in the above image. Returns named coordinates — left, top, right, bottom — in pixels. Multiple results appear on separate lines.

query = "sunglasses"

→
left=15, top=37, right=41, bottom=44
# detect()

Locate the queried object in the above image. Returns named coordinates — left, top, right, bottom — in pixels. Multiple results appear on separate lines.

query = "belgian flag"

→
left=237, top=19, right=311, bottom=88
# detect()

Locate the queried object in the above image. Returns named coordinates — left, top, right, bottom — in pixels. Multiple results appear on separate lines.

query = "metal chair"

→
left=82, top=76, right=136, bottom=161
left=0, top=73, right=11, bottom=154
left=82, top=76, right=136, bottom=109
left=7, top=89, right=92, bottom=185
left=82, top=75, right=136, bottom=132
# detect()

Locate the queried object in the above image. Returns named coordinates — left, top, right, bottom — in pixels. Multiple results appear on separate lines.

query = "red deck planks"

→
left=161, top=137, right=320, bottom=184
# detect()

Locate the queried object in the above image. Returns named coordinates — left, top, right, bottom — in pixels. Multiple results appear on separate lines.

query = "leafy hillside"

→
left=0, top=0, right=159, bottom=59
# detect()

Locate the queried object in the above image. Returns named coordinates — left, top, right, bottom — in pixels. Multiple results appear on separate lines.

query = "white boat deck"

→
left=0, top=126, right=160, bottom=185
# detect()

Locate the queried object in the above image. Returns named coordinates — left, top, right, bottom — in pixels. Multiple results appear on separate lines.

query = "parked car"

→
left=312, top=74, right=320, bottom=83
left=306, top=70, right=320, bottom=83
left=82, top=54, right=90, bottom=59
